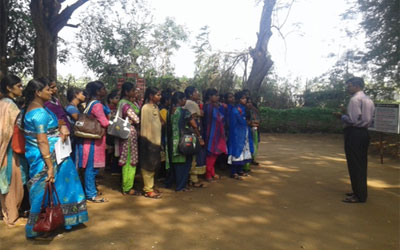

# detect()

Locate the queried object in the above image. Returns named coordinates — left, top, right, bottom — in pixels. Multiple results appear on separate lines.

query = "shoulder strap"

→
left=84, top=100, right=98, bottom=115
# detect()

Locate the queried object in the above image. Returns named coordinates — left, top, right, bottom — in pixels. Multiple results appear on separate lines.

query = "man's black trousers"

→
left=344, top=127, right=370, bottom=202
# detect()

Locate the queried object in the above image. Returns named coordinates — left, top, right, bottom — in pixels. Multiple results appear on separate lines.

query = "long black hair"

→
left=171, top=91, right=185, bottom=108
left=184, top=86, right=196, bottom=99
left=234, top=90, right=246, bottom=103
left=204, top=88, right=218, bottom=103
left=143, top=86, right=160, bottom=103
left=0, top=74, right=21, bottom=95
left=120, top=82, right=135, bottom=100
left=67, top=87, right=83, bottom=102
left=107, top=89, right=119, bottom=104
left=160, top=89, right=172, bottom=109
left=85, top=81, right=105, bottom=101
left=21, top=78, right=49, bottom=128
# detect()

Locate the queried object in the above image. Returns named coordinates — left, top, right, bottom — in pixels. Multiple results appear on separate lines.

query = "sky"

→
left=58, top=0, right=360, bottom=81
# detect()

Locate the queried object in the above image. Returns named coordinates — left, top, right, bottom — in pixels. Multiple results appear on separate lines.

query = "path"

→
left=0, top=134, right=399, bottom=250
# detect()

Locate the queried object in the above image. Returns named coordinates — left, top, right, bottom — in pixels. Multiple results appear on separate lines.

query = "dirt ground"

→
left=1, top=134, right=399, bottom=250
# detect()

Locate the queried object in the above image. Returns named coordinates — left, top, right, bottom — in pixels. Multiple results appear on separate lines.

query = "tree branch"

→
left=65, top=23, right=80, bottom=28
left=51, top=0, right=89, bottom=34
left=279, top=0, right=295, bottom=29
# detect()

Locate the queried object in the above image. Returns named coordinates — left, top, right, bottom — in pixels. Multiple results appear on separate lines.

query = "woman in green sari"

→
left=117, top=82, right=140, bottom=195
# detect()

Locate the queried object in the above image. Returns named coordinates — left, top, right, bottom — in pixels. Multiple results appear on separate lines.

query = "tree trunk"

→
left=0, top=0, right=9, bottom=76
left=30, top=0, right=89, bottom=79
left=246, top=0, right=276, bottom=96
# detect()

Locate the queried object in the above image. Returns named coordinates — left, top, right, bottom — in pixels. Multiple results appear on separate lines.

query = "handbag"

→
left=33, top=182, right=65, bottom=233
left=12, top=123, right=25, bottom=154
left=74, top=101, right=105, bottom=139
left=178, top=128, right=200, bottom=155
left=107, top=103, right=131, bottom=140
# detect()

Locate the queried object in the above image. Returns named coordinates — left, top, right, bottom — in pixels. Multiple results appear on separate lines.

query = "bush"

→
left=259, top=107, right=342, bottom=133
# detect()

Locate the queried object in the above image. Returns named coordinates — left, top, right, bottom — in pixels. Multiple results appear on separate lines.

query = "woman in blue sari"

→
left=22, top=79, right=88, bottom=238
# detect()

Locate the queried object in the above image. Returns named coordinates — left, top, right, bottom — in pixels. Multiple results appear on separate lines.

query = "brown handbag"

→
left=33, top=182, right=65, bottom=233
left=74, top=101, right=105, bottom=139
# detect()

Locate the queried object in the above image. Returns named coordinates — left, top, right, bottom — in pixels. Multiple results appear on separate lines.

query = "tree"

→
left=76, top=0, right=188, bottom=86
left=0, top=0, right=35, bottom=76
left=76, top=0, right=153, bottom=85
left=346, top=0, right=400, bottom=85
left=245, top=0, right=276, bottom=96
left=29, top=0, right=89, bottom=79
left=151, top=17, right=188, bottom=76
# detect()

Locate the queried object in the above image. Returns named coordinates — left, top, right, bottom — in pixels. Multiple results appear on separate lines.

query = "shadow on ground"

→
left=1, top=134, right=399, bottom=250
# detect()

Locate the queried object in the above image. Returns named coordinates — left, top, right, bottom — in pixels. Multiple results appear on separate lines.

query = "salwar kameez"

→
left=203, top=103, right=227, bottom=180
left=228, top=104, right=254, bottom=175
left=184, top=100, right=206, bottom=183
left=140, top=104, right=162, bottom=193
left=78, top=101, right=109, bottom=199
left=117, top=100, right=140, bottom=193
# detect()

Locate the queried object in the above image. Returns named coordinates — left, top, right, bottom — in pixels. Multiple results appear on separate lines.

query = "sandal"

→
left=190, top=181, right=207, bottom=188
left=231, top=174, right=243, bottom=180
left=176, top=187, right=192, bottom=192
left=153, top=188, right=163, bottom=194
left=238, top=172, right=249, bottom=177
left=87, top=197, right=108, bottom=203
left=123, top=189, right=142, bottom=196
left=144, top=191, right=161, bottom=199
left=251, top=161, right=259, bottom=166
left=213, top=174, right=222, bottom=180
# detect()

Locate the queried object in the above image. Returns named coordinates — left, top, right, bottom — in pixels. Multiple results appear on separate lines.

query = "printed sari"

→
left=24, top=107, right=88, bottom=238
left=0, top=98, right=28, bottom=226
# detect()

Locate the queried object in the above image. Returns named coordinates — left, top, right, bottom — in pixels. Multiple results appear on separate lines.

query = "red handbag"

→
left=33, top=182, right=65, bottom=232
left=11, top=124, right=25, bottom=154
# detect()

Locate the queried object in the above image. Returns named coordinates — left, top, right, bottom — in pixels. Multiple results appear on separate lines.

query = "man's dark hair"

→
left=346, top=77, right=364, bottom=89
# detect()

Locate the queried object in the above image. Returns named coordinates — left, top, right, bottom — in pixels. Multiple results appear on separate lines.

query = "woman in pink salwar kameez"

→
left=78, top=81, right=109, bottom=203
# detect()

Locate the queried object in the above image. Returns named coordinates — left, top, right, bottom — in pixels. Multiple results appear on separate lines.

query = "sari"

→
left=24, top=107, right=88, bottom=238
left=45, top=98, right=72, bottom=132
left=0, top=98, right=28, bottom=226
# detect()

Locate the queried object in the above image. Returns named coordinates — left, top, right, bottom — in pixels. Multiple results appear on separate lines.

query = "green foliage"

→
left=345, top=0, right=400, bottom=85
left=259, top=72, right=302, bottom=108
left=76, top=0, right=188, bottom=86
left=145, top=74, right=189, bottom=91
left=190, top=26, right=247, bottom=94
left=259, top=107, right=342, bottom=133
left=6, top=0, right=34, bottom=76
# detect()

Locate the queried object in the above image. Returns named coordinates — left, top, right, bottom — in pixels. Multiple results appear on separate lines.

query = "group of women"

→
left=0, top=74, right=260, bottom=238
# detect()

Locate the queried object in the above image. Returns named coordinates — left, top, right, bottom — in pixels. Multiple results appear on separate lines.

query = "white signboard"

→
left=369, top=104, right=400, bottom=134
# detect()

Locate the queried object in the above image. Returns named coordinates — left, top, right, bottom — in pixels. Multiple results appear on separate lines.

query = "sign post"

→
left=369, top=104, right=400, bottom=163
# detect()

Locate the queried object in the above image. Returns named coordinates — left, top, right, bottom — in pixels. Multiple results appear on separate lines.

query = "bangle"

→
left=43, top=154, right=51, bottom=159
